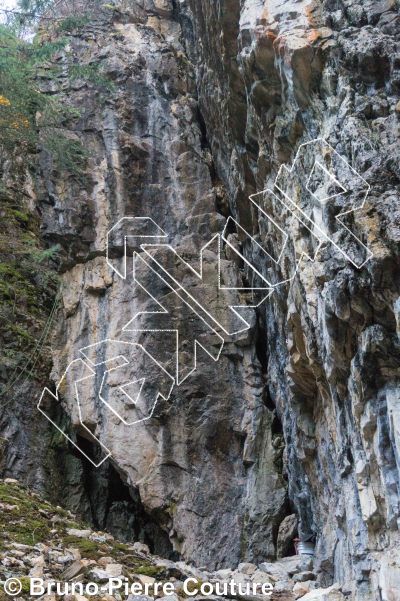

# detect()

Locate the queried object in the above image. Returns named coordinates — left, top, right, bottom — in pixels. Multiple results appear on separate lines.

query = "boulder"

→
left=237, top=562, right=257, bottom=575
left=134, top=575, right=156, bottom=586
left=299, top=584, right=345, bottom=600
left=259, top=557, right=300, bottom=582
left=250, top=569, right=275, bottom=585
left=62, top=560, right=85, bottom=581
left=98, top=556, right=115, bottom=567
left=29, top=564, right=44, bottom=578
left=293, top=581, right=315, bottom=599
left=66, top=529, right=92, bottom=539
left=214, top=569, right=232, bottom=580
left=90, top=568, right=110, bottom=582
left=277, top=515, right=298, bottom=559
left=105, top=564, right=124, bottom=578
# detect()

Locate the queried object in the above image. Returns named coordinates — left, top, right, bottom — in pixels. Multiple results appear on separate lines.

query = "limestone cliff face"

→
left=1, top=1, right=399, bottom=599
left=181, top=0, right=400, bottom=596
left=35, top=0, right=288, bottom=571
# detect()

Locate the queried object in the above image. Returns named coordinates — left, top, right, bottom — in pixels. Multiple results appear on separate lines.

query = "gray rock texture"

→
left=1, top=0, right=399, bottom=599
left=182, top=0, right=400, bottom=597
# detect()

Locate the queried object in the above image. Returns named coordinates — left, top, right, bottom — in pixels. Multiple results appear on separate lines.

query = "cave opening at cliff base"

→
left=65, top=434, right=177, bottom=559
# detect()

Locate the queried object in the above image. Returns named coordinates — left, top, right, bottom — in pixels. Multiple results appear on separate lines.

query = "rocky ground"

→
left=0, top=480, right=352, bottom=601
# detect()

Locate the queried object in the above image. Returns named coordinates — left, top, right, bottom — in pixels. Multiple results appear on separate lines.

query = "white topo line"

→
left=38, top=138, right=373, bottom=465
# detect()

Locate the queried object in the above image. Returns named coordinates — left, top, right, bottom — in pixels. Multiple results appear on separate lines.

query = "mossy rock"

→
left=60, top=536, right=102, bottom=559
left=19, top=577, right=31, bottom=594
left=0, top=483, right=163, bottom=576
left=112, top=542, right=131, bottom=553
left=136, top=564, right=165, bottom=577
left=0, top=483, right=60, bottom=545
left=10, top=209, right=30, bottom=224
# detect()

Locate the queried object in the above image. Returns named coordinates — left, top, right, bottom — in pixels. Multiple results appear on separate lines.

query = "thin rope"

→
left=0, top=286, right=62, bottom=407
left=0, top=299, right=58, bottom=397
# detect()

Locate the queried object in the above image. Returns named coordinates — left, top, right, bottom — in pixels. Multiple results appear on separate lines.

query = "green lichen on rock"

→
left=18, top=577, right=31, bottom=594
left=61, top=536, right=103, bottom=559
left=135, top=564, right=165, bottom=577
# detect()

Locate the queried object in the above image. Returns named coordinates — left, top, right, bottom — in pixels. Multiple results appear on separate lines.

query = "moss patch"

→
left=19, top=577, right=31, bottom=594
left=61, top=536, right=104, bottom=560
left=0, top=483, right=52, bottom=545
left=136, top=564, right=165, bottom=577
left=0, top=482, right=166, bottom=581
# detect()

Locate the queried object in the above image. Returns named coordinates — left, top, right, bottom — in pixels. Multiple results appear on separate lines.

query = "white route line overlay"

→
left=79, top=340, right=175, bottom=426
left=38, top=137, right=373, bottom=466
left=106, top=216, right=168, bottom=280
left=37, top=358, right=111, bottom=468
left=139, top=235, right=273, bottom=337
left=274, top=138, right=372, bottom=269
left=37, top=342, right=175, bottom=467
left=124, top=252, right=225, bottom=385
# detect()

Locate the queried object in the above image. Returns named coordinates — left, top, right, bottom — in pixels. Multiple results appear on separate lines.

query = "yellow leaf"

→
left=0, top=95, right=11, bottom=107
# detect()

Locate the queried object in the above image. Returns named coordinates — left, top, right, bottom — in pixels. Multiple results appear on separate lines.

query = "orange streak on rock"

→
left=305, top=1, right=320, bottom=28
left=307, top=29, right=321, bottom=43
left=260, top=0, right=269, bottom=23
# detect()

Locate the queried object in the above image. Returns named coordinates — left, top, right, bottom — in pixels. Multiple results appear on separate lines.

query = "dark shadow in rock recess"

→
left=61, top=435, right=176, bottom=559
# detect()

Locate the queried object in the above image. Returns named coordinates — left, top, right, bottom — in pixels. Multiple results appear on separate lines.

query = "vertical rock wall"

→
left=35, top=0, right=288, bottom=570
left=1, top=1, right=399, bottom=598
left=182, top=0, right=400, bottom=597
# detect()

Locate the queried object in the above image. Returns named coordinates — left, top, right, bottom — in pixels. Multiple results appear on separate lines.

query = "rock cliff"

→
left=0, top=1, right=399, bottom=600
